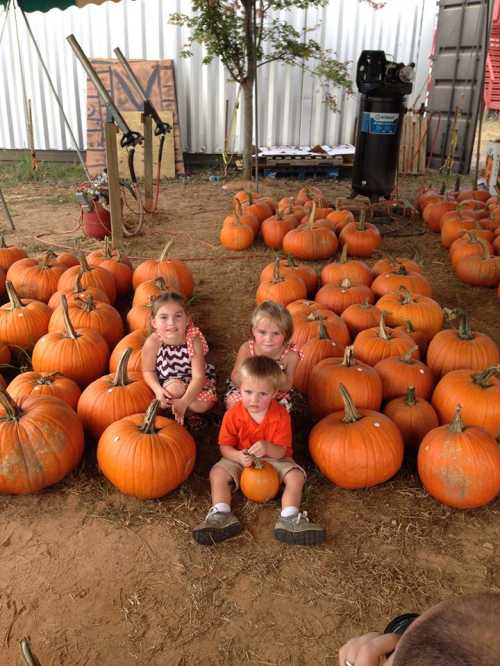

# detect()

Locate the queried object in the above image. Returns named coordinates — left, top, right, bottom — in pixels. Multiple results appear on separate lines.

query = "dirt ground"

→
left=0, top=167, right=498, bottom=666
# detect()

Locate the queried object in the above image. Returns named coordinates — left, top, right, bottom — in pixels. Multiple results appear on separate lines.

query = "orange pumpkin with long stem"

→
left=260, top=256, right=317, bottom=295
left=78, top=348, right=154, bottom=440
left=256, top=258, right=307, bottom=306
left=431, top=365, right=500, bottom=440
left=48, top=271, right=110, bottom=310
left=291, top=308, right=350, bottom=349
left=371, top=265, right=433, bottom=298
left=240, top=455, right=280, bottom=503
left=57, top=253, right=117, bottom=304
left=49, top=294, right=124, bottom=348
left=97, top=399, right=196, bottom=499
left=0, top=389, right=84, bottom=494
left=87, top=235, right=133, bottom=268
left=224, top=199, right=260, bottom=236
left=282, top=203, right=338, bottom=260
left=308, top=345, right=382, bottom=419
left=0, top=281, right=52, bottom=350
left=132, top=240, right=194, bottom=297
left=32, top=294, right=109, bottom=387
left=453, top=238, right=500, bottom=287
left=426, top=309, right=499, bottom=378
left=449, top=232, right=494, bottom=268
left=384, top=386, right=439, bottom=449
left=309, top=383, right=404, bottom=489
left=417, top=406, right=500, bottom=509
left=132, top=276, right=170, bottom=307
left=261, top=209, right=298, bottom=249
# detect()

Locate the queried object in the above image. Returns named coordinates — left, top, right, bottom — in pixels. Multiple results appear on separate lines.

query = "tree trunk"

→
left=241, top=79, right=254, bottom=180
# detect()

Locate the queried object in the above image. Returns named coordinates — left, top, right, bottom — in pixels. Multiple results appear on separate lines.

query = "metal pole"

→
left=67, top=34, right=132, bottom=137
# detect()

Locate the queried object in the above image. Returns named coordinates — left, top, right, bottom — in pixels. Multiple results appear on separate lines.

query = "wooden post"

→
left=142, top=112, right=153, bottom=211
left=104, top=121, right=122, bottom=247
left=0, top=188, right=15, bottom=230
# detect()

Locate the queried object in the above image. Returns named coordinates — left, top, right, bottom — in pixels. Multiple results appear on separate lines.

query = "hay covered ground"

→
left=0, top=167, right=498, bottom=665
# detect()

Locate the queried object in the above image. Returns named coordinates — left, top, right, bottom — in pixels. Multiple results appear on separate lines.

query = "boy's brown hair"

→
left=150, top=291, right=188, bottom=318
left=239, top=355, right=283, bottom=392
left=251, top=301, right=293, bottom=342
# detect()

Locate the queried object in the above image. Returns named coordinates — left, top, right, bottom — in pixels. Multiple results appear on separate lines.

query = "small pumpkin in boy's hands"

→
left=240, top=455, right=280, bottom=503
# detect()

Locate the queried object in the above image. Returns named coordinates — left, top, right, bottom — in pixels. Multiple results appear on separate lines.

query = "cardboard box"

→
left=485, top=141, right=500, bottom=196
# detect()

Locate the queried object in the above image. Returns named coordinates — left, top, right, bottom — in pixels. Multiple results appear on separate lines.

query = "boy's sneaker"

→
left=192, top=507, right=242, bottom=545
left=273, top=511, right=325, bottom=545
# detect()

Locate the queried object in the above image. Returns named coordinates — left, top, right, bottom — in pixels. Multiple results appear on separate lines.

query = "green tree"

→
left=171, top=0, right=385, bottom=179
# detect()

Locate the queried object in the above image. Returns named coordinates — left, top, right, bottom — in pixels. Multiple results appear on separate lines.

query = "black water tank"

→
left=351, top=51, right=414, bottom=201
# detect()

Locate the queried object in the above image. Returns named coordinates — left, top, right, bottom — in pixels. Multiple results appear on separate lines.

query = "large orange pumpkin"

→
left=340, top=300, right=381, bottom=337
left=240, top=457, right=280, bottom=503
left=352, top=312, right=418, bottom=366
left=291, top=308, right=350, bottom=349
left=338, top=211, right=381, bottom=257
left=282, top=204, right=338, bottom=260
left=32, top=295, right=109, bottom=387
left=315, top=278, right=374, bottom=315
left=97, top=399, right=196, bottom=499
left=371, top=266, right=433, bottom=298
left=109, top=329, right=147, bottom=373
left=77, top=348, right=154, bottom=439
left=255, top=259, right=307, bottom=306
left=417, top=407, right=500, bottom=509
left=431, top=365, right=500, bottom=440
left=132, top=240, right=194, bottom=297
left=0, top=235, right=28, bottom=271
left=309, top=384, right=404, bottom=489
left=48, top=270, right=110, bottom=310
left=0, top=390, right=84, bottom=494
left=57, top=253, right=117, bottom=304
left=320, top=243, right=373, bottom=286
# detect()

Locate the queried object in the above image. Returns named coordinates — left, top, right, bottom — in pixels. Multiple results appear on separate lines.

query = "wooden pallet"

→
left=398, top=112, right=428, bottom=175
left=86, top=59, right=184, bottom=178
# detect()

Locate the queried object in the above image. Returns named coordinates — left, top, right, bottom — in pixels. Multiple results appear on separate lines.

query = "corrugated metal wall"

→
left=0, top=0, right=437, bottom=154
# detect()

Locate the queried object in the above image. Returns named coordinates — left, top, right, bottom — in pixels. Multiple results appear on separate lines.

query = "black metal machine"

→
left=351, top=50, right=414, bottom=201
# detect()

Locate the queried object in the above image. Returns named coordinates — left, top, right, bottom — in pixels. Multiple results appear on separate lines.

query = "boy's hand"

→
left=338, top=632, right=400, bottom=666
left=240, top=450, right=254, bottom=467
left=248, top=440, right=268, bottom=457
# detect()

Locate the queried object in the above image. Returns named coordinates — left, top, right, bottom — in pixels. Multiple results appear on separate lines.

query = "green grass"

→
left=0, top=155, right=86, bottom=188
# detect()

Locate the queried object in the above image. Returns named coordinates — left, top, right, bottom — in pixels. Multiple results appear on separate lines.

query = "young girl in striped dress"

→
left=225, top=301, right=302, bottom=412
left=142, top=292, right=217, bottom=425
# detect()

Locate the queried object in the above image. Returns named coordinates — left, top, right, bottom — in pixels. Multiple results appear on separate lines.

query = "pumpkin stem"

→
left=104, top=235, right=113, bottom=259
left=340, top=277, right=352, bottom=289
left=394, top=264, right=409, bottom=276
left=398, top=286, right=414, bottom=304
left=61, top=294, right=80, bottom=341
left=159, top=240, right=175, bottom=261
left=78, top=252, right=91, bottom=273
left=341, top=345, right=354, bottom=367
left=356, top=209, right=367, bottom=231
left=112, top=348, right=133, bottom=387
left=477, top=237, right=491, bottom=259
left=0, top=387, right=23, bottom=420
left=42, top=250, right=57, bottom=269
left=400, top=345, right=418, bottom=363
left=79, top=294, right=96, bottom=313
left=307, top=201, right=316, bottom=226
left=285, top=254, right=298, bottom=268
left=73, top=270, right=85, bottom=294
left=138, top=399, right=161, bottom=434
left=455, top=309, right=474, bottom=341
left=5, top=280, right=24, bottom=310
left=448, top=405, right=465, bottom=433
left=36, top=372, right=62, bottom=385
left=153, top=277, right=167, bottom=291
left=404, top=385, right=417, bottom=406
left=339, top=383, right=362, bottom=423
left=271, top=257, right=284, bottom=284
left=0, top=235, right=7, bottom=248
left=234, top=198, right=244, bottom=219
left=377, top=311, right=391, bottom=341
left=318, top=319, right=331, bottom=341
left=471, top=365, right=500, bottom=388
left=339, top=242, right=348, bottom=263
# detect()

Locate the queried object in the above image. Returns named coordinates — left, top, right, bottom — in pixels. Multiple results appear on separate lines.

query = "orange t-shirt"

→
left=218, top=400, right=293, bottom=458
